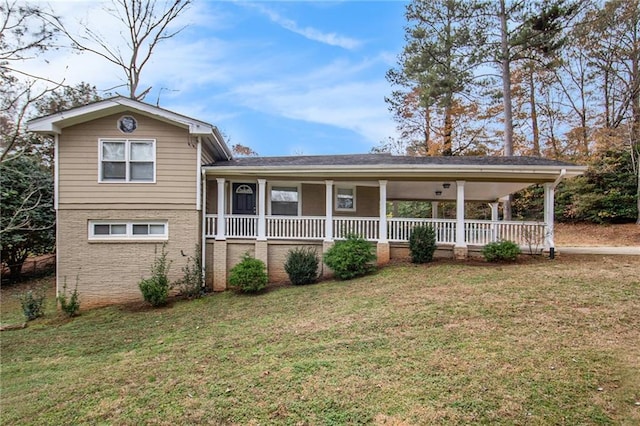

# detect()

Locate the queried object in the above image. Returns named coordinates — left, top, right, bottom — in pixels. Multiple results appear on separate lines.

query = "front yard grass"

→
left=1, top=255, right=639, bottom=425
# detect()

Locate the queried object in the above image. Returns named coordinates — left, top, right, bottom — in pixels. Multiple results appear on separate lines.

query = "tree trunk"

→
left=499, top=0, right=513, bottom=220
left=500, top=0, right=514, bottom=157
left=443, top=105, right=453, bottom=156
left=528, top=63, right=540, bottom=156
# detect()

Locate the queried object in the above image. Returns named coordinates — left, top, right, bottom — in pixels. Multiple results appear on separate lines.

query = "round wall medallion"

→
left=118, top=115, right=137, bottom=133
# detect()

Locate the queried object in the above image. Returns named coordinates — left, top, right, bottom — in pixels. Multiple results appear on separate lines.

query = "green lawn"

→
left=1, top=255, right=639, bottom=425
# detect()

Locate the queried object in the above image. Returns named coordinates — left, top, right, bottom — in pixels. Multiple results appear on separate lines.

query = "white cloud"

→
left=245, top=3, right=362, bottom=50
left=229, top=78, right=395, bottom=146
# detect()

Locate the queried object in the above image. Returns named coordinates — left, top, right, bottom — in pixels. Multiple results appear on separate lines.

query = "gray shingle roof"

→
left=206, top=153, right=580, bottom=168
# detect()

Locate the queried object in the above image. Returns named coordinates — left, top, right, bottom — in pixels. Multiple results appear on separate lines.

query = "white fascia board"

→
left=26, top=96, right=216, bottom=136
left=202, top=164, right=587, bottom=180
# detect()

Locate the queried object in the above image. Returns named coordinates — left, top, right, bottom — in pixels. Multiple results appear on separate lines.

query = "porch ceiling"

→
left=387, top=181, right=534, bottom=202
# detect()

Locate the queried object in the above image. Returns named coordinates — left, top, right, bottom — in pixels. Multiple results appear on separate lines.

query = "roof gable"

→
left=27, top=96, right=232, bottom=161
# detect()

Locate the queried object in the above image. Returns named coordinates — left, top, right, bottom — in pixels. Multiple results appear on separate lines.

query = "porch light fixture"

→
left=442, top=183, right=451, bottom=189
left=435, top=190, right=442, bottom=196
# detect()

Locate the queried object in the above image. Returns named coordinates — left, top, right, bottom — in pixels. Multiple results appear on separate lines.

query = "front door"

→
left=232, top=183, right=256, bottom=215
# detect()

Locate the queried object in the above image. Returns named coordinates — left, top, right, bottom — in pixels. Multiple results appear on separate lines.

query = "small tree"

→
left=284, top=247, right=319, bottom=285
left=139, top=244, right=172, bottom=306
left=58, top=277, right=80, bottom=317
left=409, top=225, right=437, bottom=263
left=17, top=287, right=46, bottom=321
left=323, top=234, right=376, bottom=280
left=173, top=244, right=204, bottom=299
left=0, top=155, right=55, bottom=281
left=229, top=253, right=268, bottom=293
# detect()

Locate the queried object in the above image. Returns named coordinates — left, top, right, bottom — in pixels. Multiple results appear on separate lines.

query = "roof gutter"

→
left=212, top=127, right=232, bottom=161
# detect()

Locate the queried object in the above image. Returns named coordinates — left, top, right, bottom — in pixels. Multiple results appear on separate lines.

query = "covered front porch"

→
left=200, top=154, right=586, bottom=290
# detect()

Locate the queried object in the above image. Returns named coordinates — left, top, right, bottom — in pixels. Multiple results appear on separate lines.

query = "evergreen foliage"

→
left=409, top=225, right=437, bottom=263
left=0, top=156, right=55, bottom=281
left=229, top=253, right=268, bottom=293
left=58, top=277, right=81, bottom=317
left=284, top=247, right=319, bottom=285
left=138, top=244, right=172, bottom=307
left=17, top=287, right=46, bottom=321
left=174, top=245, right=204, bottom=299
left=482, top=240, right=521, bottom=262
left=323, top=235, right=376, bottom=280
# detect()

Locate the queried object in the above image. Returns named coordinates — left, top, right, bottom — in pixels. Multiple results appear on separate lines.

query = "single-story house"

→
left=27, top=97, right=587, bottom=307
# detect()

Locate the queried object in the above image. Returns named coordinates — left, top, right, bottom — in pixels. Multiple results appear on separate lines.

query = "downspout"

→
left=201, top=169, right=207, bottom=289
left=196, top=136, right=206, bottom=289
left=553, top=168, right=567, bottom=189
left=54, top=134, right=60, bottom=298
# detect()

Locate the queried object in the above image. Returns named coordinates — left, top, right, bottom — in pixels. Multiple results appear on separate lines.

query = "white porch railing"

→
left=333, top=217, right=379, bottom=240
left=267, top=216, right=325, bottom=240
left=204, top=214, right=546, bottom=246
left=388, top=218, right=456, bottom=243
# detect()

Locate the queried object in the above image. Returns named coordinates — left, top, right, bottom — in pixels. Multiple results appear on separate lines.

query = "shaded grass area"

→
left=1, top=256, right=639, bottom=425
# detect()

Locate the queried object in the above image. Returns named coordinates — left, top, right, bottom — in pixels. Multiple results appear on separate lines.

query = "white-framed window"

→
left=99, top=139, right=156, bottom=182
left=335, top=186, right=356, bottom=211
left=89, top=220, right=168, bottom=240
left=270, top=185, right=300, bottom=216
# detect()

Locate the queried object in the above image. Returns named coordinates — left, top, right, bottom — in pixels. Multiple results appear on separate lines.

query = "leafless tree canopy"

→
left=51, top=0, right=191, bottom=101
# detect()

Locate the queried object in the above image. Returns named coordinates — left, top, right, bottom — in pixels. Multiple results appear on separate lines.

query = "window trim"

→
left=98, top=138, right=156, bottom=183
left=268, top=182, right=301, bottom=216
left=88, top=220, right=168, bottom=241
left=335, top=185, right=356, bottom=212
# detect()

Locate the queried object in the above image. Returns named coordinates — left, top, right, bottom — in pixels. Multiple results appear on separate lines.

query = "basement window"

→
left=89, top=220, right=168, bottom=241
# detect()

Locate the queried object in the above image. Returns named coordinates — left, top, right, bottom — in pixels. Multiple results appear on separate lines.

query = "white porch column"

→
left=257, top=179, right=267, bottom=240
left=544, top=182, right=555, bottom=252
left=489, top=202, right=499, bottom=242
left=216, top=178, right=226, bottom=240
left=324, top=180, right=333, bottom=241
left=454, top=180, right=467, bottom=259
left=377, top=180, right=390, bottom=265
left=378, top=180, right=388, bottom=242
left=431, top=201, right=439, bottom=219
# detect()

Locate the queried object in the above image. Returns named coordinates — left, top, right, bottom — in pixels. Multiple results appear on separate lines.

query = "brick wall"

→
left=58, top=209, right=199, bottom=308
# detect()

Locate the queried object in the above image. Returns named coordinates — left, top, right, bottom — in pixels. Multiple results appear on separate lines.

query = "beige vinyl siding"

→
left=58, top=112, right=197, bottom=207
left=302, top=183, right=325, bottom=216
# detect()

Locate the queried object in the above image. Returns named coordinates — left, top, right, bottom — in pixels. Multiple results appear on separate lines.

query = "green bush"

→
left=482, top=240, right=521, bottom=262
left=284, top=247, right=319, bottom=285
left=17, top=287, right=46, bottom=321
left=229, top=253, right=268, bottom=293
left=139, top=244, right=172, bottom=306
left=409, top=225, right=437, bottom=263
left=58, top=277, right=80, bottom=317
left=174, top=245, right=204, bottom=299
left=323, top=234, right=376, bottom=280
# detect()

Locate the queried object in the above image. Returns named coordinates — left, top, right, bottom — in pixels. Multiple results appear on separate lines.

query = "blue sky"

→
left=32, top=1, right=410, bottom=156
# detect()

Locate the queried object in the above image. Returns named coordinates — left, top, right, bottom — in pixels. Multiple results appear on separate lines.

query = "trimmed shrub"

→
left=229, top=253, right=268, bottom=293
left=323, top=234, right=376, bottom=280
left=139, top=244, right=172, bottom=307
left=174, top=245, right=204, bottom=299
left=58, top=277, right=80, bottom=317
left=17, top=287, right=46, bottom=321
left=409, top=225, right=437, bottom=263
left=482, top=240, right=521, bottom=262
left=284, top=247, right=319, bottom=285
